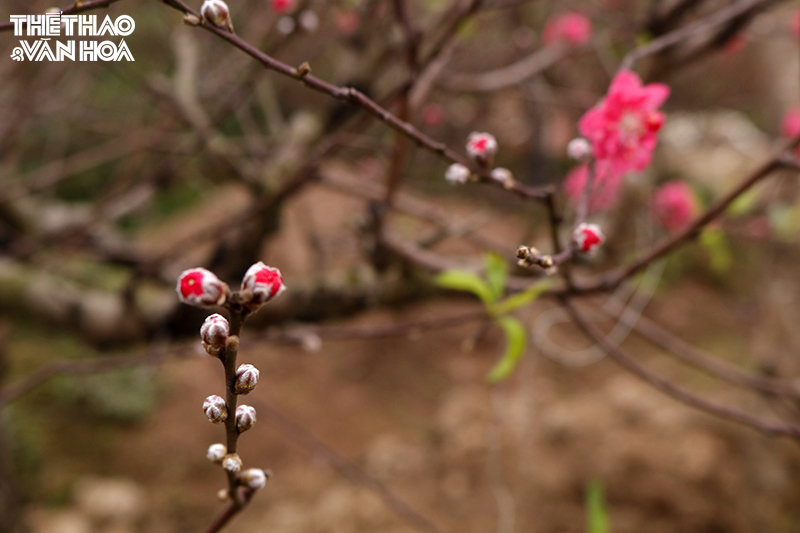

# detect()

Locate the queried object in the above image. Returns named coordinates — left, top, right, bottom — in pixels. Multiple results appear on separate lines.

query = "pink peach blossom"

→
left=542, top=12, right=592, bottom=47
left=578, top=70, right=670, bottom=176
left=271, top=0, right=294, bottom=14
left=652, top=181, right=699, bottom=233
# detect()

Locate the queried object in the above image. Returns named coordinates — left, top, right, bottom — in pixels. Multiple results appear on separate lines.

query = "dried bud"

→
left=445, top=163, right=471, bottom=185
left=236, top=405, right=257, bottom=433
left=200, top=314, right=230, bottom=356
left=240, top=468, right=268, bottom=490
left=206, top=443, right=227, bottom=463
left=201, top=0, right=234, bottom=32
left=177, top=268, right=227, bottom=307
left=490, top=168, right=514, bottom=189
left=465, top=132, right=498, bottom=168
left=567, top=137, right=592, bottom=161
left=573, top=223, right=605, bottom=253
left=234, top=364, right=260, bottom=395
left=203, top=395, right=228, bottom=424
left=241, top=262, right=285, bottom=306
left=222, top=453, right=242, bottom=473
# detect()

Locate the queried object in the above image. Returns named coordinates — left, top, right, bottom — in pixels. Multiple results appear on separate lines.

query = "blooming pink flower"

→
left=177, top=268, right=227, bottom=307
left=652, top=181, right=699, bottom=233
left=573, top=223, right=605, bottom=253
left=579, top=70, right=670, bottom=176
left=271, top=0, right=294, bottom=14
left=241, top=262, right=285, bottom=304
left=543, top=12, right=592, bottom=47
left=563, top=161, right=623, bottom=213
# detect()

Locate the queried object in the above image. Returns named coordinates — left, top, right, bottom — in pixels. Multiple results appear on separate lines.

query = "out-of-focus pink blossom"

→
left=722, top=35, right=747, bottom=57
left=563, top=161, right=623, bottom=214
left=781, top=107, right=800, bottom=155
left=422, top=103, right=444, bottom=127
left=579, top=70, right=670, bottom=176
left=271, top=0, right=294, bottom=14
left=792, top=9, right=800, bottom=38
left=542, top=12, right=592, bottom=47
left=652, top=181, right=699, bottom=233
left=336, top=9, right=360, bottom=35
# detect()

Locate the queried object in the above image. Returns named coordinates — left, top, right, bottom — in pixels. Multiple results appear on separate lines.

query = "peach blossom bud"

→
left=466, top=132, right=498, bottom=168
left=177, top=268, right=227, bottom=307
left=241, top=468, right=268, bottom=490
left=207, top=443, right=227, bottom=463
left=567, top=137, right=592, bottom=161
left=234, top=364, right=260, bottom=395
left=201, top=0, right=234, bottom=32
left=236, top=405, right=257, bottom=433
left=543, top=12, right=592, bottom=47
left=490, top=167, right=514, bottom=189
left=271, top=0, right=295, bottom=14
left=241, top=262, right=285, bottom=305
left=200, top=314, right=229, bottom=356
left=222, top=453, right=242, bottom=473
left=203, top=395, right=228, bottom=424
left=573, top=223, right=605, bottom=253
left=652, top=181, right=699, bottom=233
left=445, top=163, right=470, bottom=185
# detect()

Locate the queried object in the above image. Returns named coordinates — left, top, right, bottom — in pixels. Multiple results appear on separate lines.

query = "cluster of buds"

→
left=516, top=245, right=556, bottom=274
left=201, top=0, right=234, bottom=32
left=572, top=223, right=605, bottom=254
left=177, top=262, right=285, bottom=500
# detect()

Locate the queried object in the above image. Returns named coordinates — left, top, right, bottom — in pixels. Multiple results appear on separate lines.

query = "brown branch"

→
left=562, top=298, right=800, bottom=439
left=203, top=487, right=256, bottom=533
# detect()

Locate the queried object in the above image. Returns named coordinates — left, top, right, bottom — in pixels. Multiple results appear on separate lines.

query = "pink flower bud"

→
left=177, top=268, right=227, bottom=308
left=222, top=453, right=242, bottom=473
left=236, top=405, right=257, bottom=432
left=203, top=395, right=228, bottom=424
left=270, top=0, right=294, bottom=14
left=573, top=223, right=605, bottom=253
left=567, top=137, right=592, bottom=161
left=200, top=314, right=230, bottom=356
left=234, top=364, right=260, bottom=395
left=543, top=12, right=592, bottom=47
left=490, top=167, right=514, bottom=189
left=241, top=468, right=268, bottom=490
left=445, top=163, right=470, bottom=185
left=201, top=0, right=234, bottom=32
left=207, top=443, right=227, bottom=463
left=792, top=9, right=800, bottom=38
left=465, top=132, right=498, bottom=167
left=241, top=262, right=285, bottom=305
left=652, top=181, right=699, bottom=233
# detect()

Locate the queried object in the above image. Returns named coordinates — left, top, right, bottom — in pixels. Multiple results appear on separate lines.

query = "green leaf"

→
left=483, top=252, right=508, bottom=303
left=587, top=478, right=609, bottom=533
left=699, top=228, right=732, bottom=275
left=490, top=279, right=552, bottom=317
left=436, top=270, right=494, bottom=306
left=486, top=317, right=527, bottom=384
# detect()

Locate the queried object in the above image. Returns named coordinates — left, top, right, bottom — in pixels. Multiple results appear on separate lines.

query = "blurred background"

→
left=1, top=0, right=800, bottom=531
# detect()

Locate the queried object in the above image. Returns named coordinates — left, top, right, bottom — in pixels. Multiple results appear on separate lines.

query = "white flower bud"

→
left=206, top=443, right=227, bottom=463
left=201, top=0, right=234, bottom=32
left=465, top=132, right=498, bottom=168
left=445, top=163, right=470, bottom=185
left=573, top=223, right=605, bottom=254
left=241, top=262, right=286, bottom=306
left=222, top=453, right=242, bottom=473
left=567, top=137, right=592, bottom=161
left=490, top=167, right=514, bottom=189
left=240, top=468, right=268, bottom=490
left=203, top=395, right=228, bottom=424
left=235, top=405, right=257, bottom=433
left=200, top=314, right=230, bottom=356
left=234, top=364, right=260, bottom=395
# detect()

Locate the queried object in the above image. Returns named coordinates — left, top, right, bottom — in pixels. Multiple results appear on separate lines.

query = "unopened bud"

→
left=176, top=268, right=227, bottom=308
left=234, top=364, right=260, bottom=395
left=200, top=314, right=230, bottom=356
left=222, top=453, right=242, bottom=473
left=573, top=223, right=605, bottom=253
left=445, top=163, right=470, bottom=185
left=217, top=489, right=229, bottom=501
left=271, top=0, right=295, bottom=14
left=201, top=0, right=234, bottom=32
left=206, top=443, right=227, bottom=463
left=490, top=167, right=514, bottom=189
left=240, top=468, right=269, bottom=490
left=241, top=262, right=286, bottom=306
left=236, top=405, right=257, bottom=433
left=465, top=132, right=498, bottom=168
left=203, top=395, right=228, bottom=424
left=567, top=137, right=592, bottom=161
